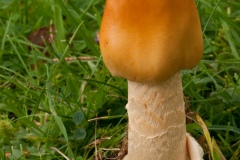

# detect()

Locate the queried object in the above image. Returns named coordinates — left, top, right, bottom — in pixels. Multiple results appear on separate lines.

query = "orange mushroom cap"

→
left=100, top=0, right=203, bottom=83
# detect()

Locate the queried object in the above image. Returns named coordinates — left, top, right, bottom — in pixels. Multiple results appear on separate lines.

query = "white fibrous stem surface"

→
left=124, top=72, right=186, bottom=160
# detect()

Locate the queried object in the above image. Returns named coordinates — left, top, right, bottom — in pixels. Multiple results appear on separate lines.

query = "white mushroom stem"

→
left=124, top=72, right=186, bottom=160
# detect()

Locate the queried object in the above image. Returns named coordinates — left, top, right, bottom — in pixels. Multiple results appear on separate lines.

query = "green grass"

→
left=0, top=0, right=239, bottom=159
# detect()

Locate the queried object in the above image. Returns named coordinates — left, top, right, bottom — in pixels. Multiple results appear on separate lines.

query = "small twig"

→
left=100, top=148, right=120, bottom=151
left=0, top=80, right=11, bottom=88
left=0, top=75, right=16, bottom=88
left=88, top=115, right=124, bottom=122
left=88, top=116, right=111, bottom=122
left=52, top=56, right=94, bottom=62
left=186, top=115, right=195, bottom=122
left=85, top=137, right=112, bottom=148
left=50, top=147, right=70, bottom=160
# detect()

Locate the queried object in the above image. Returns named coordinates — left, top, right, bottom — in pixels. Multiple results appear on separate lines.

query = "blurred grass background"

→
left=0, top=0, right=239, bottom=159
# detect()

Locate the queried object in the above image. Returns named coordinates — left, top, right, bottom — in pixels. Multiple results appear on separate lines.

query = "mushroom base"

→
left=124, top=72, right=186, bottom=160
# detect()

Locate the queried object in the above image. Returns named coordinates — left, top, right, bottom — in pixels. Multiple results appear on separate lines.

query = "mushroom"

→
left=99, top=0, right=204, bottom=159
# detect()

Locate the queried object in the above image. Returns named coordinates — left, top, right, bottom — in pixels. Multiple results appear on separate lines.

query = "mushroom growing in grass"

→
left=100, top=0, right=204, bottom=159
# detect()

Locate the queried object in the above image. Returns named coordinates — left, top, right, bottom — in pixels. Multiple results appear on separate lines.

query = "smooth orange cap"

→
left=100, top=0, right=203, bottom=83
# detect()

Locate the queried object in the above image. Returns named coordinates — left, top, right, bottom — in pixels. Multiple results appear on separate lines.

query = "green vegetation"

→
left=0, top=0, right=239, bottom=159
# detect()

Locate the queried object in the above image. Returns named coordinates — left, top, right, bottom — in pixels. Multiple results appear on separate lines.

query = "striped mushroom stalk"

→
left=100, top=0, right=204, bottom=159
